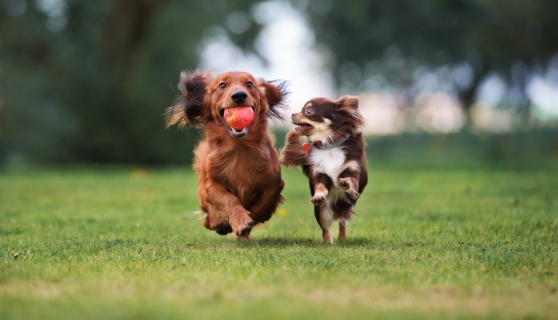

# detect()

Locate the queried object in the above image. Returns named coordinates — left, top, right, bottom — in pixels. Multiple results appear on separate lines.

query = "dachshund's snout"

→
left=231, top=90, right=248, bottom=104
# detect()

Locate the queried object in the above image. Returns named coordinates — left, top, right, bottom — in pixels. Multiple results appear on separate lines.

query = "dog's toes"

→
left=311, top=194, right=326, bottom=206
left=338, top=178, right=360, bottom=201
left=338, top=178, right=351, bottom=190
left=234, top=221, right=253, bottom=238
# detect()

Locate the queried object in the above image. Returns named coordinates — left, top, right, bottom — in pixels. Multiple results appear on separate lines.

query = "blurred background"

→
left=1, top=0, right=558, bottom=167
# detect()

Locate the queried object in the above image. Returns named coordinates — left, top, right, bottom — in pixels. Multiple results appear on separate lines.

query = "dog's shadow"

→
left=234, top=236, right=378, bottom=248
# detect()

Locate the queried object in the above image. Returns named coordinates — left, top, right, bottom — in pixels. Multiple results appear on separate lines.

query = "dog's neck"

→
left=303, top=133, right=350, bottom=151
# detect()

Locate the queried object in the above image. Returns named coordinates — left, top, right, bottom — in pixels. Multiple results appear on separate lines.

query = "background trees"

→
left=299, top=0, right=558, bottom=110
left=1, top=0, right=557, bottom=164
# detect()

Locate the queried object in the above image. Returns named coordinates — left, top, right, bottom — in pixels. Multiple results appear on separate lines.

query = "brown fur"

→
left=280, top=95, right=367, bottom=244
left=166, top=70, right=288, bottom=239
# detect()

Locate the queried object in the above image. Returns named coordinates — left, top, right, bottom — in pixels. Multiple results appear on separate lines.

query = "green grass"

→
left=1, top=163, right=557, bottom=319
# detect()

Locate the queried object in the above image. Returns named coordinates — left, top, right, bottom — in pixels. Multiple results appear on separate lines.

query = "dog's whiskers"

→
left=191, top=210, right=207, bottom=221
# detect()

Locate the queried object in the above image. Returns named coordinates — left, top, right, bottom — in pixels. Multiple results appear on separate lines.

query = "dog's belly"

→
left=310, top=147, right=359, bottom=222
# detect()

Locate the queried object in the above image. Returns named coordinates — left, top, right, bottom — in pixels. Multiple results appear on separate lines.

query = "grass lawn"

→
left=1, top=162, right=557, bottom=319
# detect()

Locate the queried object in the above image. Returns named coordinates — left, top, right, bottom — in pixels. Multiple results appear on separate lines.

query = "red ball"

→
left=224, top=106, right=254, bottom=130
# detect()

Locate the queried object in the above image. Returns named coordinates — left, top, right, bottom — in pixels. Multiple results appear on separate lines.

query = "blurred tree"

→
left=296, top=0, right=558, bottom=111
left=0, top=0, right=263, bottom=164
left=2, top=0, right=557, bottom=164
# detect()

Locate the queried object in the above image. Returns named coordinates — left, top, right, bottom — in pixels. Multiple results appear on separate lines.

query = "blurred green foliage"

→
left=1, top=0, right=558, bottom=165
left=301, top=0, right=558, bottom=108
left=0, top=0, right=262, bottom=164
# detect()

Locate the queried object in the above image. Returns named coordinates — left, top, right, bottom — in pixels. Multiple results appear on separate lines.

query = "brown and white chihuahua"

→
left=280, top=95, right=368, bottom=244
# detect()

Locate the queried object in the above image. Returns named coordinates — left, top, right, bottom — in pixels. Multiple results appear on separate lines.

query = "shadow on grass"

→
left=230, top=236, right=457, bottom=250
left=234, top=236, right=381, bottom=248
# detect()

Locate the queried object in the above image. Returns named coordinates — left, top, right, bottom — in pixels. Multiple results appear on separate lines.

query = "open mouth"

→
left=220, top=107, right=254, bottom=138
left=294, top=122, right=313, bottom=133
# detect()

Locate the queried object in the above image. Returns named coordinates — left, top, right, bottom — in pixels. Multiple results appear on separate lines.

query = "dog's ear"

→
left=335, top=95, right=359, bottom=110
left=334, top=95, right=364, bottom=128
left=258, top=78, right=290, bottom=120
left=165, top=70, right=212, bottom=128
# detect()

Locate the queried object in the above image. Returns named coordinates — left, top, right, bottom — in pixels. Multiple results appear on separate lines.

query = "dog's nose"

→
left=231, top=90, right=248, bottom=103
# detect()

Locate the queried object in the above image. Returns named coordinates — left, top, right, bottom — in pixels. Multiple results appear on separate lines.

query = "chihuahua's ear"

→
left=335, top=95, right=364, bottom=128
left=165, top=70, right=212, bottom=128
left=335, top=95, right=359, bottom=110
left=257, top=78, right=290, bottom=120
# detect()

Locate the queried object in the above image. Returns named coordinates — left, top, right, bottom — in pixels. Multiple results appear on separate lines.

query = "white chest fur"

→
left=309, top=147, right=346, bottom=185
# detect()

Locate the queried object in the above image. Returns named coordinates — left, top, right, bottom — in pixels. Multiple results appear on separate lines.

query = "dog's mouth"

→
left=294, top=122, right=313, bottom=134
left=220, top=107, right=255, bottom=138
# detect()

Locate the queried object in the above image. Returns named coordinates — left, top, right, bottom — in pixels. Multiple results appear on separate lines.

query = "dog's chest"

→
left=309, top=147, right=346, bottom=183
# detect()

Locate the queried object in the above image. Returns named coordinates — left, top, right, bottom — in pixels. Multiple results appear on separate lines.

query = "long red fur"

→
left=166, top=70, right=288, bottom=239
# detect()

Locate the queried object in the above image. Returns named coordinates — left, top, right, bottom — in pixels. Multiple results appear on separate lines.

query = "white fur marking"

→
left=311, top=148, right=361, bottom=227
left=310, top=148, right=346, bottom=184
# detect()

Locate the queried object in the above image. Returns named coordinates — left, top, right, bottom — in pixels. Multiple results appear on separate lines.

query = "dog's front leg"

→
left=311, top=172, right=332, bottom=207
left=337, top=167, right=361, bottom=202
left=206, top=183, right=253, bottom=239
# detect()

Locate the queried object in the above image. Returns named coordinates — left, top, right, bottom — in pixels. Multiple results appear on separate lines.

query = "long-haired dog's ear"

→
left=165, top=70, right=211, bottom=128
left=258, top=78, right=290, bottom=121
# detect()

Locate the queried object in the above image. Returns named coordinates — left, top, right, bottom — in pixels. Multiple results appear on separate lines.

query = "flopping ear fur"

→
left=165, top=70, right=212, bottom=128
left=335, top=95, right=359, bottom=109
left=257, top=78, right=290, bottom=121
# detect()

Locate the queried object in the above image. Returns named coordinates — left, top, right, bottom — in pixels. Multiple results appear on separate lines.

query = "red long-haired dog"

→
left=280, top=96, right=367, bottom=244
left=166, top=70, right=288, bottom=239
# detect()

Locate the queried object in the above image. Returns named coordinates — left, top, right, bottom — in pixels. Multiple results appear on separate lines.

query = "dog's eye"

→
left=246, top=81, right=253, bottom=88
left=218, top=83, right=226, bottom=89
left=306, top=108, right=313, bottom=115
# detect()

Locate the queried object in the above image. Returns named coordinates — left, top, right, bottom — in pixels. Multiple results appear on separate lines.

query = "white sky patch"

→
left=36, top=0, right=68, bottom=32
left=528, top=76, right=558, bottom=119
left=198, top=1, right=333, bottom=126
left=476, top=73, right=507, bottom=107
left=198, top=1, right=558, bottom=132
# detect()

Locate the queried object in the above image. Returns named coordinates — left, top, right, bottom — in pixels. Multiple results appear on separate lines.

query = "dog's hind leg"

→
left=248, top=177, right=284, bottom=224
left=315, top=205, right=334, bottom=244
left=338, top=219, right=347, bottom=241
left=311, top=177, right=334, bottom=244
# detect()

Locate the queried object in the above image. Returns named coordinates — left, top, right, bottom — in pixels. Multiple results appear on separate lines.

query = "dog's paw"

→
left=338, top=178, right=360, bottom=201
left=234, top=220, right=254, bottom=238
left=311, top=193, right=327, bottom=206
left=214, top=222, right=233, bottom=235
left=337, top=177, right=352, bottom=190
